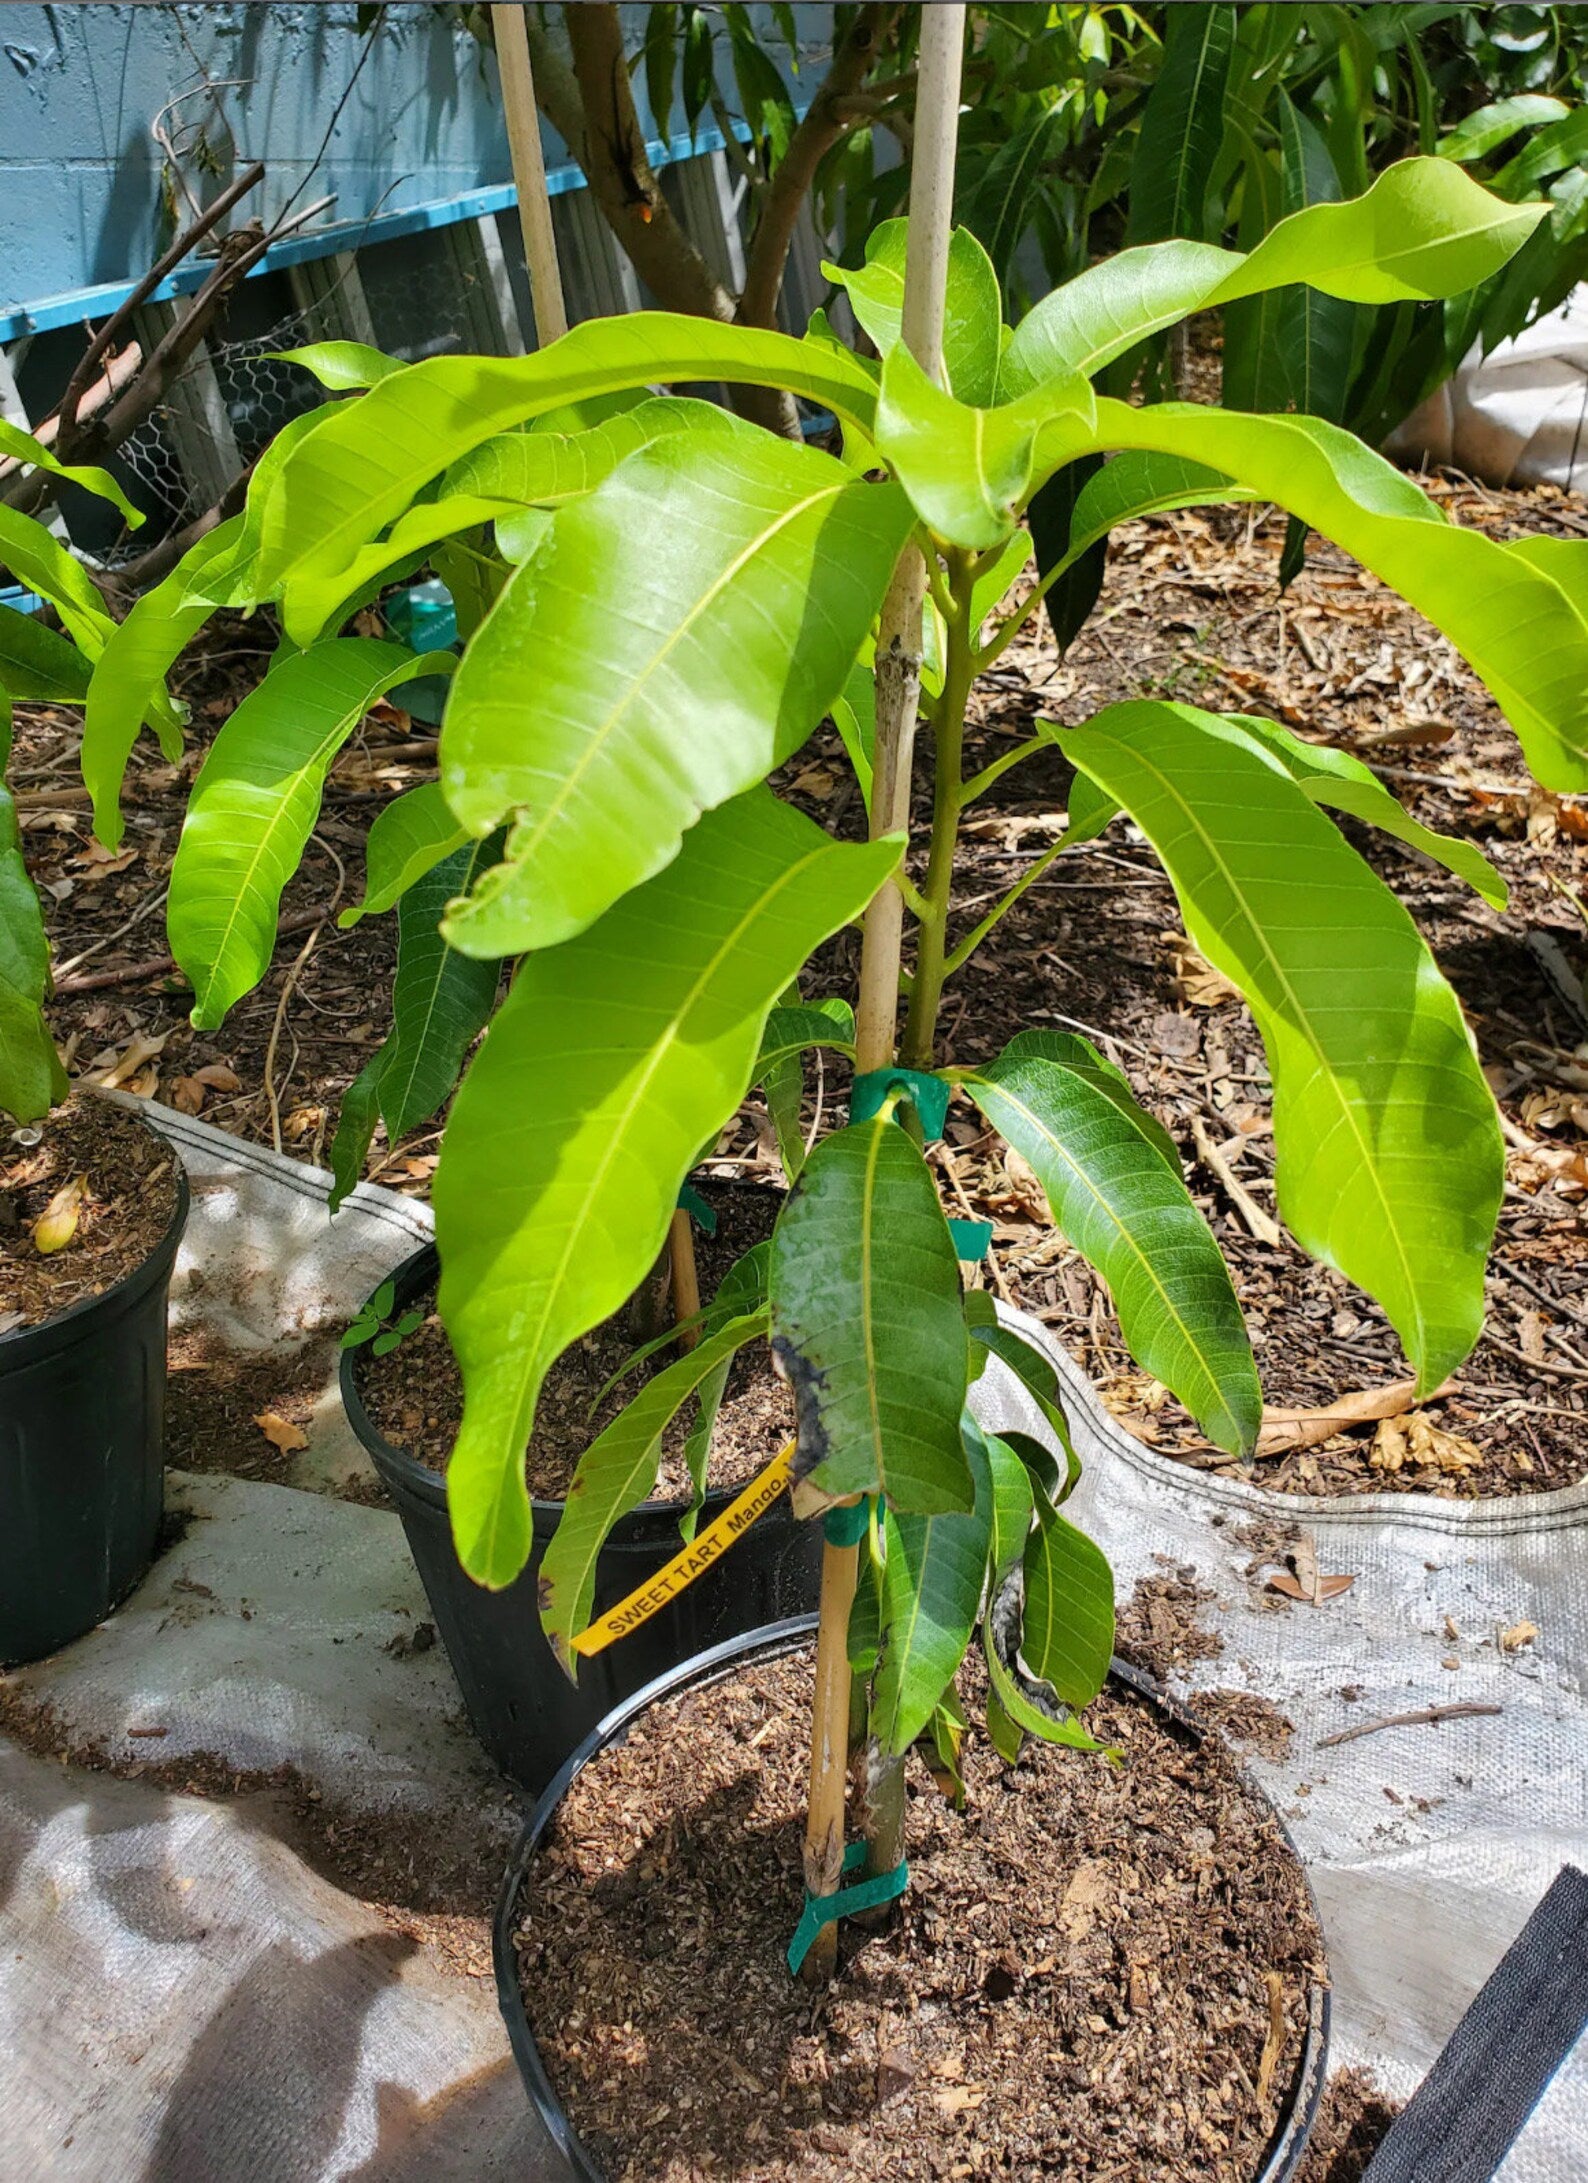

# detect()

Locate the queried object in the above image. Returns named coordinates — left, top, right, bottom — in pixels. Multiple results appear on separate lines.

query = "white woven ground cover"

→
left=0, top=1103, right=1582, bottom=2178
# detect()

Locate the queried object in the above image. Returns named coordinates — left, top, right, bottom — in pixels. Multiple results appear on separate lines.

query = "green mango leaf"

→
left=434, top=789, right=900, bottom=1587
left=1064, top=700, right=1503, bottom=1391
left=539, top=1311, right=770, bottom=1671
left=821, top=219, right=1005, bottom=407
left=1127, top=3, right=1238, bottom=243
left=377, top=834, right=503, bottom=1142
left=0, top=602, right=90, bottom=703
left=981, top=1615, right=1107, bottom=1753
left=0, top=972, right=65, bottom=1125
left=964, top=1045, right=1259, bottom=1456
left=82, top=405, right=342, bottom=844
left=831, top=654, right=875, bottom=809
left=983, top=1423, right=1035, bottom=1584
left=1438, top=96, right=1567, bottom=164
left=440, top=436, right=912, bottom=955
left=0, top=777, right=48, bottom=1005
left=169, top=640, right=454, bottom=1028
left=0, top=505, right=117, bottom=660
left=1022, top=1501, right=1114, bottom=1710
left=281, top=340, right=403, bottom=389
left=1274, top=94, right=1356, bottom=428
left=1004, top=158, right=1547, bottom=395
left=0, top=417, right=142, bottom=525
left=753, top=999, right=857, bottom=1078
left=341, top=783, right=469, bottom=927
left=984, top=1686, right=1025, bottom=1765
left=769, top=1115, right=973, bottom=1515
left=1071, top=400, right=1588, bottom=793
left=254, top=317, right=887, bottom=602
left=81, top=515, right=249, bottom=846
left=327, top=1048, right=385, bottom=1214
left=874, top=343, right=1094, bottom=550
left=1000, top=1028, right=1183, bottom=1173
left=872, top=1419, right=994, bottom=1757
left=1223, top=711, right=1507, bottom=909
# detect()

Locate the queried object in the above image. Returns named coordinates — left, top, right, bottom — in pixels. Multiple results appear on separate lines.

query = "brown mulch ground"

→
left=352, top=1176, right=791, bottom=1500
left=11, top=477, right=1587, bottom=1497
left=512, top=1644, right=1326, bottom=2183
left=0, top=1092, right=178, bottom=1329
left=1294, top=2068, right=1400, bottom=2183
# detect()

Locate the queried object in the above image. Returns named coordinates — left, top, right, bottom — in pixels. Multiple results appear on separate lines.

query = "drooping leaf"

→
left=0, top=417, right=142, bottom=525
left=0, top=973, right=64, bottom=1125
left=440, top=435, right=912, bottom=955
left=981, top=1613, right=1106, bottom=1753
left=1063, top=700, right=1503, bottom=1390
left=996, top=1028, right=1183, bottom=1172
left=0, top=505, right=117, bottom=659
left=283, top=340, right=403, bottom=389
left=539, top=1312, right=769, bottom=1670
left=769, top=1115, right=973, bottom=1514
left=168, top=640, right=454, bottom=1028
left=822, top=220, right=1005, bottom=407
left=1275, top=93, right=1355, bottom=425
left=1127, top=3, right=1238, bottom=244
left=1004, top=157, right=1546, bottom=395
left=1021, top=1501, right=1114, bottom=1710
left=341, top=782, right=469, bottom=927
left=965, top=1044, right=1260, bottom=1455
left=80, top=515, right=248, bottom=845
left=1072, top=399, right=1588, bottom=792
left=1223, top=711, right=1506, bottom=909
left=254, top=318, right=888, bottom=604
left=434, top=790, right=900, bottom=1586
left=830, top=653, right=876, bottom=807
left=753, top=999, right=857, bottom=1077
left=983, top=1424, right=1035, bottom=1583
left=377, top=834, right=504, bottom=1142
left=328, top=1048, right=385, bottom=1213
left=1027, top=454, right=1107, bottom=656
left=0, top=602, right=90, bottom=704
left=871, top=1418, right=994, bottom=1758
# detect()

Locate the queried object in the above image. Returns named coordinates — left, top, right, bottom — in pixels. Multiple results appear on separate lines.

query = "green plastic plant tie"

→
left=676, top=1181, right=719, bottom=1236
left=822, top=1497, right=870, bottom=1548
left=785, top=1842, right=909, bottom=1976
left=948, top=1217, right=993, bottom=1260
left=849, top=1066, right=951, bottom=1142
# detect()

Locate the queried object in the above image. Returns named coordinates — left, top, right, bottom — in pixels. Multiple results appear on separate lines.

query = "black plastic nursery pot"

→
left=0, top=1153, right=190, bottom=1666
left=341, top=1230, right=822, bottom=1796
left=492, top=1618, right=1332, bottom=2183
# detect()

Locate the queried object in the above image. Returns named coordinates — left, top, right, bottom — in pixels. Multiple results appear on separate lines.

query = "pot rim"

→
left=0, top=1122, right=189, bottom=1368
left=341, top=1178, right=787, bottom=1523
left=492, top=1616, right=1332, bottom=2183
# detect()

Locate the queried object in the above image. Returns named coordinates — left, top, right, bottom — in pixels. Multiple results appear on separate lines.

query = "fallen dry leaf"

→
left=192, top=1063, right=242, bottom=1093
left=1500, top=1620, right=1539, bottom=1654
left=92, top=1031, right=168, bottom=1090
left=1257, top=1378, right=1437, bottom=1455
left=1163, top=930, right=1239, bottom=1009
left=1371, top=1412, right=1483, bottom=1476
left=33, top=1173, right=88, bottom=1255
left=169, top=1075, right=207, bottom=1115
left=253, top=1411, right=308, bottom=1454
left=1266, top=1569, right=1355, bottom=1604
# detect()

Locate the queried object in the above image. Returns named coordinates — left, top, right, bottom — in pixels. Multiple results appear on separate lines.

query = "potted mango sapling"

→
left=0, top=432, right=189, bottom=1661
left=104, top=19, right=1588, bottom=2163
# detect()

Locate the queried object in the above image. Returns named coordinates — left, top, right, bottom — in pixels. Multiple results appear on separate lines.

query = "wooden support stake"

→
left=799, top=1, right=967, bottom=1986
left=668, top=1209, right=701, bottom=1351
left=492, top=3, right=569, bottom=344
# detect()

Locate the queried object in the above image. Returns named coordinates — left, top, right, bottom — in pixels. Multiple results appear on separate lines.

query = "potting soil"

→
left=0, top=1099, right=1582, bottom=2180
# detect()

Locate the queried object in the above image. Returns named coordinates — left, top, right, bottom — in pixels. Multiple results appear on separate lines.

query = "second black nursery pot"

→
left=341, top=1232, right=820, bottom=1795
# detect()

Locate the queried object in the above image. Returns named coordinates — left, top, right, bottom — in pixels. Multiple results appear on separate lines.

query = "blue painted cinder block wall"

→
left=0, top=3, right=827, bottom=331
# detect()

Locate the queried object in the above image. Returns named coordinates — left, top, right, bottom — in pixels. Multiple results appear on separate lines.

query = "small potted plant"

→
left=113, top=23, right=1582, bottom=2160
left=1, top=431, right=188, bottom=1663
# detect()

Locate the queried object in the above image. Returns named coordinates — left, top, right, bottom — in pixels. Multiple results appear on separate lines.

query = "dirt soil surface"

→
left=13, top=480, right=1588, bottom=1496
left=511, top=1644, right=1326, bottom=2183
left=353, top=1179, right=792, bottom=1502
left=1294, top=2068, right=1400, bottom=2183
left=0, top=1093, right=178, bottom=1331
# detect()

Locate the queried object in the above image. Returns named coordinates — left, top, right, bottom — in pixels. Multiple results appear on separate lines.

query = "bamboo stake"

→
left=800, top=0, right=967, bottom=1986
left=492, top=3, right=569, bottom=344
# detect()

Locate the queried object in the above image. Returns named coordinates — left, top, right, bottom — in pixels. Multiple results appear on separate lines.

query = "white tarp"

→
left=1388, top=286, right=1588, bottom=491
left=2, top=1103, right=1584, bottom=2178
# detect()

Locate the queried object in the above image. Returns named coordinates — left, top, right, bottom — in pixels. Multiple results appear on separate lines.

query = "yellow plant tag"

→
left=571, top=1440, right=796, bottom=1659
